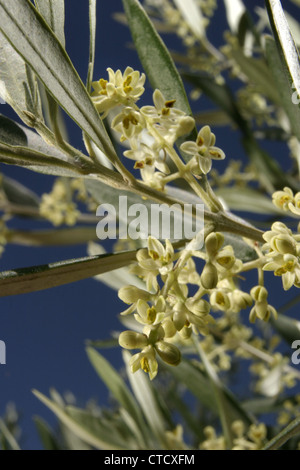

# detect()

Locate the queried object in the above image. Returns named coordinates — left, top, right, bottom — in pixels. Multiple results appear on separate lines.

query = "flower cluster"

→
left=39, top=178, right=79, bottom=226
left=118, top=237, right=215, bottom=379
left=200, top=421, right=267, bottom=450
left=91, top=67, right=145, bottom=117
left=91, top=67, right=225, bottom=191
left=262, top=222, right=300, bottom=290
left=117, top=232, right=266, bottom=379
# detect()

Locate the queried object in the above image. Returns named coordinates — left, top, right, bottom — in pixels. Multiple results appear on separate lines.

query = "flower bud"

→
left=176, top=116, right=195, bottom=137
left=155, top=341, right=181, bottom=366
left=250, top=285, right=268, bottom=302
left=270, top=234, right=296, bottom=255
left=119, top=331, right=148, bottom=349
left=205, top=232, right=224, bottom=257
left=118, top=285, right=151, bottom=304
left=186, top=298, right=210, bottom=316
left=200, top=262, right=218, bottom=289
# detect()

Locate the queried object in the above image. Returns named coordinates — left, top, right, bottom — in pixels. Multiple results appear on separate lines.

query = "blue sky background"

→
left=0, top=0, right=299, bottom=450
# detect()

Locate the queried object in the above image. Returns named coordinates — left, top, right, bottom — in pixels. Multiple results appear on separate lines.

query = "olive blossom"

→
left=262, top=222, right=300, bottom=290
left=91, top=66, right=146, bottom=116
left=141, top=89, right=194, bottom=145
left=180, top=125, right=225, bottom=174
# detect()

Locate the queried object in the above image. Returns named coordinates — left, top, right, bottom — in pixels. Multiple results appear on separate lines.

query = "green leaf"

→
left=86, top=0, right=96, bottom=93
left=65, top=406, right=136, bottom=450
left=271, top=314, right=300, bottom=345
left=123, top=350, right=168, bottom=448
left=9, top=227, right=98, bottom=246
left=0, top=0, right=122, bottom=172
left=34, top=0, right=65, bottom=47
left=32, top=390, right=126, bottom=450
left=0, top=250, right=137, bottom=296
left=265, top=0, right=300, bottom=106
left=0, top=115, right=27, bottom=147
left=0, top=418, right=21, bottom=450
left=0, top=32, right=42, bottom=123
left=263, top=417, right=300, bottom=450
left=122, top=0, right=193, bottom=118
left=265, top=36, right=300, bottom=141
left=168, top=357, right=254, bottom=428
left=0, top=141, right=82, bottom=177
left=33, top=416, right=62, bottom=450
left=87, top=242, right=146, bottom=291
left=215, top=186, right=285, bottom=215
left=1, top=175, right=40, bottom=208
left=86, top=347, right=147, bottom=446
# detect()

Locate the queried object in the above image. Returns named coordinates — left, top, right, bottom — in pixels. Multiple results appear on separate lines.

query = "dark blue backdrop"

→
left=0, top=0, right=299, bottom=450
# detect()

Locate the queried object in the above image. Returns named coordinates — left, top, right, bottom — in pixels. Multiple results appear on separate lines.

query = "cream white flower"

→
left=272, top=187, right=294, bottom=211
left=180, top=125, right=225, bottom=174
left=263, top=253, right=300, bottom=290
left=91, top=67, right=145, bottom=116
left=111, top=107, right=145, bottom=141
left=134, top=299, right=165, bottom=325
left=141, top=89, right=193, bottom=144
left=130, top=345, right=158, bottom=380
left=289, top=192, right=300, bottom=216
left=124, top=142, right=170, bottom=175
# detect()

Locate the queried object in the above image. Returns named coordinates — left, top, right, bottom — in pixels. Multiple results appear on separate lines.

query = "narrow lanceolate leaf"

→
left=263, top=417, right=300, bottom=450
left=8, top=227, right=98, bottom=246
left=0, top=32, right=42, bottom=124
left=0, top=115, right=27, bottom=147
left=0, top=250, right=137, bottom=296
left=32, top=390, right=127, bottom=450
left=0, top=0, right=121, bottom=172
left=215, top=186, right=286, bottom=215
left=0, top=141, right=82, bottom=177
left=86, top=347, right=147, bottom=446
left=34, top=0, right=65, bottom=47
left=1, top=175, right=40, bottom=208
left=265, top=0, right=300, bottom=105
left=123, top=350, right=168, bottom=447
left=87, top=0, right=97, bottom=93
left=122, top=0, right=193, bottom=117
left=265, top=36, right=300, bottom=141
left=270, top=313, right=300, bottom=345
left=33, top=417, right=62, bottom=451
